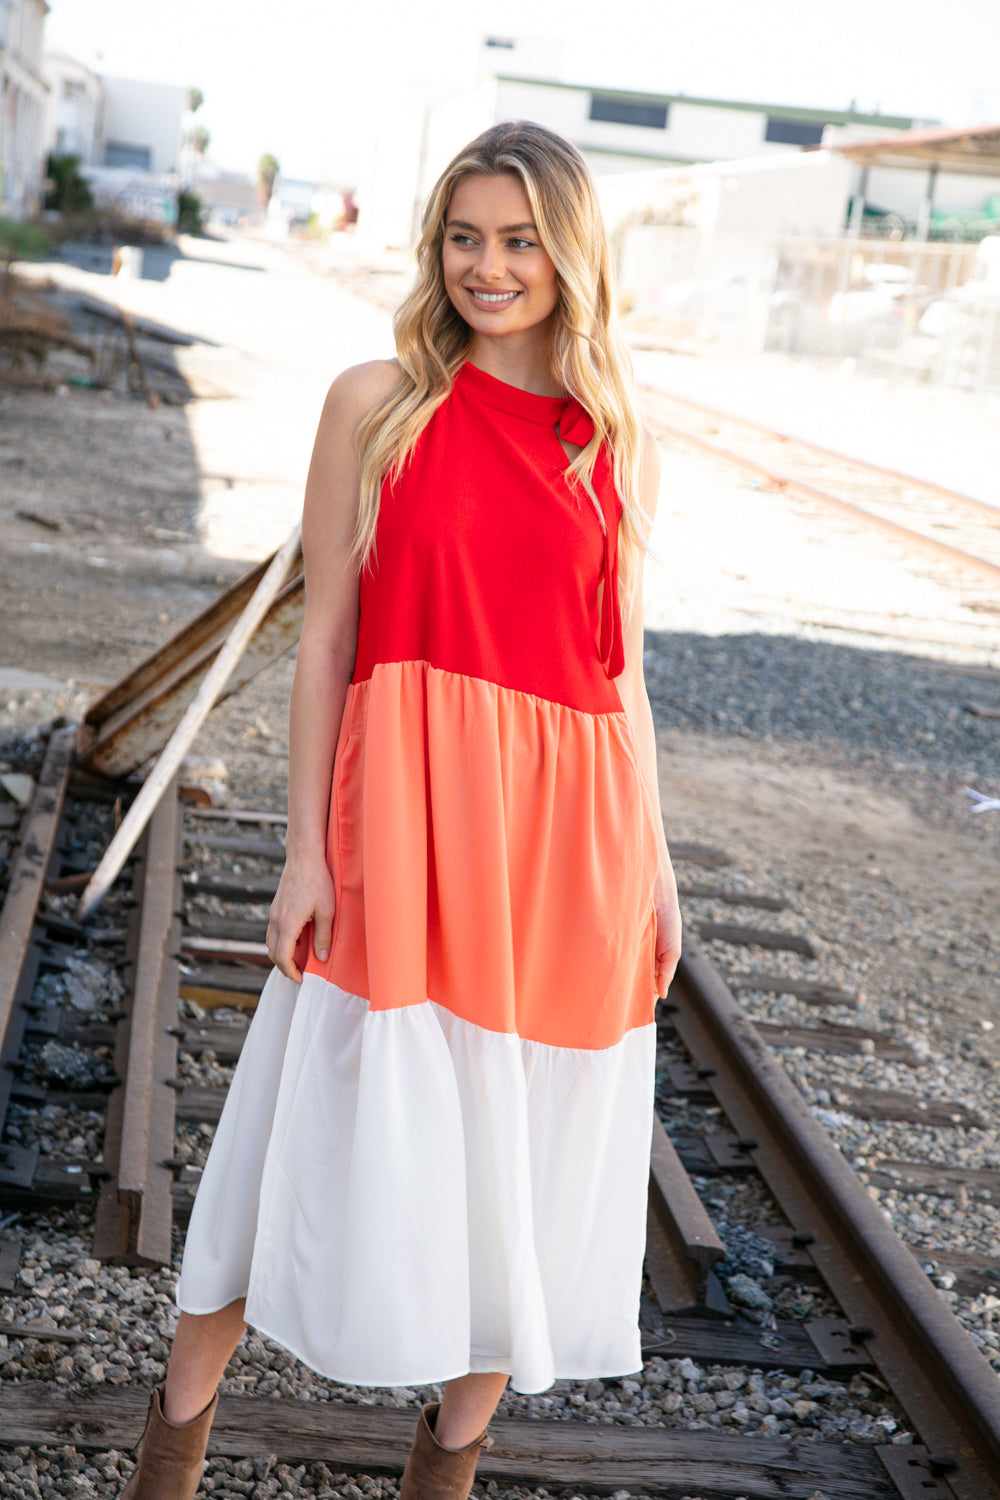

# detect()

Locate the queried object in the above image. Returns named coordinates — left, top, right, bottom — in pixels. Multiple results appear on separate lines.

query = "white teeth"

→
left=472, top=290, right=518, bottom=303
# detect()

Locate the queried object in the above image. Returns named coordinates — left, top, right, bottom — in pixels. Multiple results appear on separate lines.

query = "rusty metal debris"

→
left=76, top=523, right=302, bottom=920
left=78, top=550, right=304, bottom=782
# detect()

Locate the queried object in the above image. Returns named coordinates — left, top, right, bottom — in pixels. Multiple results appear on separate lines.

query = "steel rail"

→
left=669, top=940, right=1000, bottom=1499
left=647, top=414, right=1000, bottom=589
left=0, top=726, right=75, bottom=1111
left=640, top=383, right=1000, bottom=524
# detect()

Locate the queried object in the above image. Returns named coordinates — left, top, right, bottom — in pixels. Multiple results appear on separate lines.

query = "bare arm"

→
left=615, top=428, right=682, bottom=997
left=266, top=359, right=398, bottom=982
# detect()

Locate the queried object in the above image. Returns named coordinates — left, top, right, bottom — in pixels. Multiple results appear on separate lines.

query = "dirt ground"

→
left=1, top=229, right=997, bottom=1053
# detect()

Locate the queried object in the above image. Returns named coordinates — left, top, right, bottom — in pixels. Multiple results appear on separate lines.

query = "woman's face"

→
left=442, top=173, right=560, bottom=344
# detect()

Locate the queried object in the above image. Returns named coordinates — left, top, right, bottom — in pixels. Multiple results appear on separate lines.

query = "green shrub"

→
left=45, top=153, right=94, bottom=214
left=177, top=190, right=204, bottom=234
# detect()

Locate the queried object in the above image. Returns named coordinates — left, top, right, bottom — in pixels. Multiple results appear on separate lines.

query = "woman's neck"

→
left=466, top=333, right=562, bottom=397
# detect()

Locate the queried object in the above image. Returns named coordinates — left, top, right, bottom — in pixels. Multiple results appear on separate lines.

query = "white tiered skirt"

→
left=175, top=969, right=655, bottom=1394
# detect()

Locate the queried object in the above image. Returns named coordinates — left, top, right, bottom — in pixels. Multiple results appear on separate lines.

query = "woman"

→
left=123, top=120, right=682, bottom=1500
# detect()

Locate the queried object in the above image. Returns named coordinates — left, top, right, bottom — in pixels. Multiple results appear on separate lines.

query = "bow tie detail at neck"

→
left=556, top=396, right=595, bottom=450
left=556, top=399, right=625, bottom=681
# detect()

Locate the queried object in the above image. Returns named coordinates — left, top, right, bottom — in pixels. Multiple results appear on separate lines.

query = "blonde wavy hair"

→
left=354, top=120, right=648, bottom=599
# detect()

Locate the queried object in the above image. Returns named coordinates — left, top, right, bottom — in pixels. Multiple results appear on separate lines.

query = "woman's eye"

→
left=449, top=233, right=476, bottom=246
left=508, top=238, right=533, bottom=250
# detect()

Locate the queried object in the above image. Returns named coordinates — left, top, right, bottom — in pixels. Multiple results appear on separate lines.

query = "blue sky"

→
left=45, top=0, right=1000, bottom=184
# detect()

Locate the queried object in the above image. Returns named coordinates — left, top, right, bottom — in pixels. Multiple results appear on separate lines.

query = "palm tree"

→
left=258, top=153, right=280, bottom=208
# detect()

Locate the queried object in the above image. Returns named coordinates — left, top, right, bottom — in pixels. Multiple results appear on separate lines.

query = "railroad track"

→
left=1, top=729, right=1000, bottom=1496
left=641, top=385, right=1000, bottom=606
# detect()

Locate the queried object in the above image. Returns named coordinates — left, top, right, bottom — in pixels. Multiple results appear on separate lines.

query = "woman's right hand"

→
left=266, top=853, right=336, bottom=984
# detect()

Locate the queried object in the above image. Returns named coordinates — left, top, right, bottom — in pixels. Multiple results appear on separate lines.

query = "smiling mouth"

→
left=466, top=288, right=521, bottom=305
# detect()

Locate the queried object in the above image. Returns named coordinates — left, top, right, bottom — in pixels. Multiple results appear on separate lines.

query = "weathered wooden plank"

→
left=177, top=983, right=259, bottom=1011
left=183, top=870, right=278, bottom=901
left=169, top=1019, right=248, bottom=1063
left=865, top=1158, right=1000, bottom=1198
left=79, top=572, right=303, bottom=781
left=695, top=923, right=815, bottom=958
left=174, top=1084, right=227, bottom=1123
left=183, top=832, right=286, bottom=860
left=189, top=807, right=287, bottom=825
left=179, top=966, right=264, bottom=997
left=0, top=1155, right=100, bottom=1210
left=725, top=974, right=858, bottom=1007
left=80, top=551, right=298, bottom=738
left=0, top=1238, right=21, bottom=1290
left=183, top=916, right=268, bottom=943
left=0, top=1320, right=84, bottom=1343
left=917, top=1248, right=1000, bottom=1298
left=0, top=1385, right=895, bottom=1496
left=835, top=1087, right=986, bottom=1130
left=755, top=1022, right=917, bottom=1064
left=668, top=841, right=731, bottom=868
left=181, top=936, right=269, bottom=964
left=643, top=1315, right=842, bottom=1371
left=679, top=886, right=786, bottom=911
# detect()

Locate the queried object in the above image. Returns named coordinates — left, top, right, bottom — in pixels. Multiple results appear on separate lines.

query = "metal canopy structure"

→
left=825, top=122, right=1000, bottom=240
left=829, top=121, right=1000, bottom=176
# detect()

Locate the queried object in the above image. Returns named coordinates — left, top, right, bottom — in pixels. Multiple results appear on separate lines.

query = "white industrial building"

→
left=486, top=76, right=919, bottom=175
left=40, top=55, right=185, bottom=227
left=44, top=49, right=102, bottom=163
left=43, top=55, right=184, bottom=175
left=98, top=74, right=184, bottom=174
left=0, top=0, right=49, bottom=218
left=357, top=45, right=932, bottom=251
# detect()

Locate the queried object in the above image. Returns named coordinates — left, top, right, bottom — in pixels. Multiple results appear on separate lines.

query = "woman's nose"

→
left=475, top=240, right=506, bottom=281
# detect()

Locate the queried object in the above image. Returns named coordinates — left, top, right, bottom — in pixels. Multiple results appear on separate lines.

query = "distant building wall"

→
left=358, top=56, right=927, bottom=250
left=195, top=164, right=258, bottom=224
left=100, top=74, right=184, bottom=174
left=492, top=77, right=918, bottom=175
left=605, top=151, right=854, bottom=344
left=0, top=0, right=50, bottom=218
left=44, top=50, right=103, bottom=163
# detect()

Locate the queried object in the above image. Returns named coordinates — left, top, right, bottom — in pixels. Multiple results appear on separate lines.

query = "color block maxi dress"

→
left=175, top=360, right=661, bottom=1395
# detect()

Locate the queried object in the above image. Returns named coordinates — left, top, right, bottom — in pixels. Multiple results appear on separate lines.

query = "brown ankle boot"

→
left=121, top=1385, right=218, bottom=1500
left=399, top=1402, right=493, bottom=1500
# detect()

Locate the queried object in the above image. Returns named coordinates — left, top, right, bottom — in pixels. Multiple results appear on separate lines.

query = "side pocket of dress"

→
left=616, top=715, right=662, bottom=889
left=326, top=693, right=365, bottom=960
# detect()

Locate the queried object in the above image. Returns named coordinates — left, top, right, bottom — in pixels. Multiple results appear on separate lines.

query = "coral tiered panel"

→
left=315, top=661, right=658, bottom=1050
left=176, top=361, right=660, bottom=1392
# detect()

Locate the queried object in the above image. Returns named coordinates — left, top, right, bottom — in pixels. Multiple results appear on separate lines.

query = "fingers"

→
left=266, top=893, right=336, bottom=986
left=312, top=903, right=334, bottom=964
left=266, top=914, right=302, bottom=985
left=655, top=938, right=682, bottom=1000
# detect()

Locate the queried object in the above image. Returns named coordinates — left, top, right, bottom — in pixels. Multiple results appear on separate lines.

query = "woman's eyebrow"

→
left=446, top=219, right=538, bottom=234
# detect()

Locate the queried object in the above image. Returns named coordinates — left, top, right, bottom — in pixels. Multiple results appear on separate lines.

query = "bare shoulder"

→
left=323, top=358, right=401, bottom=428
